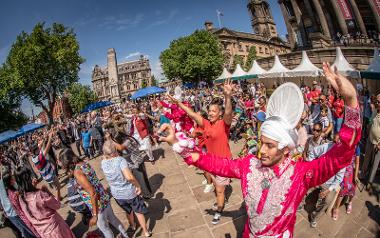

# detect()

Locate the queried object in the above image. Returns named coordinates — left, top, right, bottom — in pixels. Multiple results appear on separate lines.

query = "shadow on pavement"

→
left=145, top=192, right=171, bottom=232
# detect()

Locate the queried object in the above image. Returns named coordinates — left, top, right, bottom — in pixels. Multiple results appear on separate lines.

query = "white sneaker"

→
left=203, top=184, right=214, bottom=193
left=212, top=212, right=221, bottom=225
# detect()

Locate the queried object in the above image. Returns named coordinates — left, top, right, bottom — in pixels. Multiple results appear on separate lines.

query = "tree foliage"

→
left=160, top=30, right=224, bottom=83
left=245, top=46, right=257, bottom=71
left=151, top=75, right=157, bottom=86
left=232, top=54, right=244, bottom=71
left=66, top=83, right=98, bottom=115
left=2, top=22, right=84, bottom=124
left=0, top=67, right=28, bottom=132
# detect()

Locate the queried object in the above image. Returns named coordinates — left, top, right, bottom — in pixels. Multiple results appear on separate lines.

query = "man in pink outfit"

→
left=158, top=63, right=361, bottom=238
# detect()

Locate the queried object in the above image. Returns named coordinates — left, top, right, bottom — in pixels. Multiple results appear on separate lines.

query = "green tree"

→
left=0, top=65, right=28, bottom=132
left=160, top=30, right=224, bottom=84
left=245, top=46, right=257, bottom=71
left=232, top=54, right=244, bottom=71
left=141, top=79, right=147, bottom=88
left=2, top=22, right=84, bottom=125
left=66, top=83, right=98, bottom=115
left=151, top=75, right=157, bottom=86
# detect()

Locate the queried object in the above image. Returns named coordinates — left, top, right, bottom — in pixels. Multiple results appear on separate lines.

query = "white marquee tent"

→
left=261, top=55, right=290, bottom=78
left=286, top=51, right=322, bottom=77
left=331, top=47, right=360, bottom=78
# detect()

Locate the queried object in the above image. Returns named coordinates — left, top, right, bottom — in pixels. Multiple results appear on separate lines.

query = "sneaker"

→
left=332, top=208, right=339, bottom=220
left=310, top=220, right=317, bottom=228
left=346, top=202, right=352, bottom=214
left=203, top=184, right=214, bottom=193
left=211, top=212, right=221, bottom=225
left=145, top=231, right=152, bottom=237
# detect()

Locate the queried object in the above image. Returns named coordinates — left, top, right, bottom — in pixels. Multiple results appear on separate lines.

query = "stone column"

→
left=278, top=0, right=296, bottom=48
left=329, top=0, right=348, bottom=35
left=289, top=0, right=308, bottom=45
left=348, top=0, right=367, bottom=35
left=311, top=0, right=331, bottom=38
left=367, top=0, right=380, bottom=31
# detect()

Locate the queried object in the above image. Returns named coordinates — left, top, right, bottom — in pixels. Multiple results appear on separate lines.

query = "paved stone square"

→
left=1, top=141, right=379, bottom=237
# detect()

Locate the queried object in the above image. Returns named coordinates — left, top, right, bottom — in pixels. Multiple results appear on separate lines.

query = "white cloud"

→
left=145, top=9, right=179, bottom=30
left=98, top=13, right=145, bottom=31
left=125, top=52, right=141, bottom=59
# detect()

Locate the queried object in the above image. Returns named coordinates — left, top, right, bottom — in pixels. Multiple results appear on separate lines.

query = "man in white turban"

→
left=158, top=63, right=362, bottom=238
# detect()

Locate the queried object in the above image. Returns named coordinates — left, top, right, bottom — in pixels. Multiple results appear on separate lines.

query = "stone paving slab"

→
left=1, top=141, right=379, bottom=238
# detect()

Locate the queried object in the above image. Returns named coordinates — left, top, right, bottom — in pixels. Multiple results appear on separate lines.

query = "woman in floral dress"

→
left=59, top=148, right=128, bottom=238
left=332, top=145, right=360, bottom=220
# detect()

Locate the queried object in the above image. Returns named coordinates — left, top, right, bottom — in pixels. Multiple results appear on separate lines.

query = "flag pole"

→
left=216, top=10, right=223, bottom=28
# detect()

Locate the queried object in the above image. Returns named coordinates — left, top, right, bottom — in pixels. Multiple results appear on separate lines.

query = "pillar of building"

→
left=348, top=0, right=367, bottom=35
left=329, top=0, right=348, bottom=35
left=311, top=0, right=331, bottom=38
left=107, top=48, right=120, bottom=102
left=289, top=0, right=308, bottom=46
left=367, top=0, right=380, bottom=31
left=278, top=0, right=297, bottom=48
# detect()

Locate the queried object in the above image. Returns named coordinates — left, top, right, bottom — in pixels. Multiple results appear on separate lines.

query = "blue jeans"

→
left=8, top=216, right=36, bottom=238
left=334, top=117, right=343, bottom=134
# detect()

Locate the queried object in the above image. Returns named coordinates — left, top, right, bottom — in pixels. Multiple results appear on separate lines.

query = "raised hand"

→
left=157, top=123, right=177, bottom=145
left=222, top=78, right=235, bottom=98
left=322, top=62, right=357, bottom=108
left=166, top=94, right=179, bottom=104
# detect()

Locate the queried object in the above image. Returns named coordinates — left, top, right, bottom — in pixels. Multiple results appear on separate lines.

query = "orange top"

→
left=202, top=118, right=232, bottom=158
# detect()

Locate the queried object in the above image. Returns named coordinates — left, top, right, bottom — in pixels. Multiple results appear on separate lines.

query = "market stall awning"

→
left=261, top=55, right=290, bottom=78
left=360, top=48, right=380, bottom=80
left=286, top=51, right=322, bottom=77
left=331, top=47, right=360, bottom=78
left=214, top=68, right=232, bottom=84
left=131, top=86, right=166, bottom=100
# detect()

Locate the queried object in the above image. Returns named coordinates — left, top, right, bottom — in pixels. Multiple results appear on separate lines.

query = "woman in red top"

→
left=332, top=93, right=345, bottom=133
left=167, top=79, right=234, bottom=225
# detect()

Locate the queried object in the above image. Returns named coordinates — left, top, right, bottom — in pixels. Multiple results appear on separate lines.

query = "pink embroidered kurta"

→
left=183, top=106, right=361, bottom=238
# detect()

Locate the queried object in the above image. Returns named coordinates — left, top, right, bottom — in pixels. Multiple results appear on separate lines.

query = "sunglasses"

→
left=313, top=128, right=321, bottom=132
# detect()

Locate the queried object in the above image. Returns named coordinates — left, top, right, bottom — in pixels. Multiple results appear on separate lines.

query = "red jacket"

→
left=131, top=116, right=149, bottom=139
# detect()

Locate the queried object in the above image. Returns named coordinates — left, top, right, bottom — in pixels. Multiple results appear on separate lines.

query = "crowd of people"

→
left=0, top=63, right=379, bottom=237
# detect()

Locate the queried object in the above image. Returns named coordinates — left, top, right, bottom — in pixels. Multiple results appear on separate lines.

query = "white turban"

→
left=259, top=83, right=304, bottom=150
left=260, top=116, right=298, bottom=150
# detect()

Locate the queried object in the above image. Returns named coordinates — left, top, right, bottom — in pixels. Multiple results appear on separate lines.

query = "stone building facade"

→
left=205, top=0, right=292, bottom=69
left=92, top=48, right=152, bottom=102
left=279, top=0, right=380, bottom=49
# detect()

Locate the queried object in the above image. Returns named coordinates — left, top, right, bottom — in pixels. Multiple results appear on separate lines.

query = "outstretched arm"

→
left=158, top=123, right=244, bottom=179
left=222, top=79, right=234, bottom=126
left=302, top=63, right=361, bottom=189
left=166, top=95, right=204, bottom=127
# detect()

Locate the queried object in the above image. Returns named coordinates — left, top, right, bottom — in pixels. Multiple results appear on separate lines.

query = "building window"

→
left=238, top=43, right=243, bottom=51
left=246, top=45, right=250, bottom=52
left=265, top=48, right=269, bottom=54
left=259, top=47, right=263, bottom=53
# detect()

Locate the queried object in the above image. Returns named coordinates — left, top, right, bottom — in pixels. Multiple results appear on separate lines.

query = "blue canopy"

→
left=81, top=101, right=113, bottom=113
left=131, top=86, right=166, bottom=100
left=0, top=130, right=20, bottom=144
left=18, top=123, right=45, bottom=136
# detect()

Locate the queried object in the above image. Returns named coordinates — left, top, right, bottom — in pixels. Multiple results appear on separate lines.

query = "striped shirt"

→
left=32, top=152, right=55, bottom=183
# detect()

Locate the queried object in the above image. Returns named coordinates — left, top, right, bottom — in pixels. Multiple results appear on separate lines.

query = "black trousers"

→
left=132, top=163, right=152, bottom=197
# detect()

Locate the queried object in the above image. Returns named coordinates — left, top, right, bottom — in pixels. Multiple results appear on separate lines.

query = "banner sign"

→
left=337, top=0, right=353, bottom=20
left=372, top=0, right=380, bottom=16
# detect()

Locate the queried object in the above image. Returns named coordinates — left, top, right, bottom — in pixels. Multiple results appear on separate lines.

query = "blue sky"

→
left=0, top=0, right=287, bottom=116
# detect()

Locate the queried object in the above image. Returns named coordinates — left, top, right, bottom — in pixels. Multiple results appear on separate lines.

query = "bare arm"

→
left=74, top=169, right=98, bottom=216
left=222, top=79, right=235, bottom=126
left=121, top=167, right=142, bottom=195
left=42, top=130, right=54, bottom=156
left=167, top=95, right=204, bottom=127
